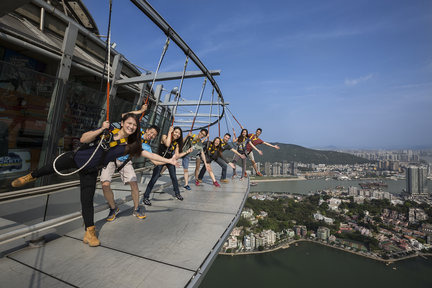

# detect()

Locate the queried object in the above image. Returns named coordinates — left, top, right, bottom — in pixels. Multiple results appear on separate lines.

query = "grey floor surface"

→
left=0, top=165, right=249, bottom=288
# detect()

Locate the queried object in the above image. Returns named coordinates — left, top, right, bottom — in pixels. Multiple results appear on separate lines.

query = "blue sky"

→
left=84, top=0, right=432, bottom=150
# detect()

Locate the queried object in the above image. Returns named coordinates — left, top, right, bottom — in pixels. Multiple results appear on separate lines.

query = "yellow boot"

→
left=83, top=226, right=100, bottom=247
left=11, top=173, right=36, bottom=188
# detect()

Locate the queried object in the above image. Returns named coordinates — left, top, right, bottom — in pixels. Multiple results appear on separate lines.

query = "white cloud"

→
left=344, top=74, right=373, bottom=86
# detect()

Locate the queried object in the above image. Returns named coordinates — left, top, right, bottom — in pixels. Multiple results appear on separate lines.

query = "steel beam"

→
left=158, top=101, right=228, bottom=107
left=174, top=113, right=221, bottom=117
left=115, top=70, right=220, bottom=85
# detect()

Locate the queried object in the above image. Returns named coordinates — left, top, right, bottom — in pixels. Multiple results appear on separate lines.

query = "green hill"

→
left=229, top=143, right=369, bottom=165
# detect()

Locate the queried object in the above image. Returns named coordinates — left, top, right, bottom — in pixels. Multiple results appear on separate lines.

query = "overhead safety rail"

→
left=130, top=0, right=226, bottom=127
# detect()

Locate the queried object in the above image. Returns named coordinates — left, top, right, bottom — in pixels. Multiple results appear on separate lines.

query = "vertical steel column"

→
left=39, top=22, right=78, bottom=220
left=148, top=84, right=163, bottom=126
left=39, top=22, right=78, bottom=174
left=109, top=54, right=123, bottom=102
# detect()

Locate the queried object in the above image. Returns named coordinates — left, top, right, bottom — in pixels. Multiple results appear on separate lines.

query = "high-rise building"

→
left=282, top=161, right=289, bottom=175
left=317, top=227, right=331, bottom=241
left=264, top=162, right=271, bottom=176
left=407, top=166, right=428, bottom=196
left=291, top=161, right=297, bottom=176
left=272, top=162, right=281, bottom=176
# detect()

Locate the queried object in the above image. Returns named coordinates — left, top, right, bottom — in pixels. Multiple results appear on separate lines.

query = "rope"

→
left=226, top=106, right=243, bottom=128
left=190, top=78, right=207, bottom=131
left=53, top=137, right=105, bottom=176
left=106, top=0, right=113, bottom=121
left=172, top=55, right=189, bottom=125
left=207, top=87, right=214, bottom=137
left=217, top=95, right=221, bottom=137
left=224, top=111, right=230, bottom=136
left=139, top=36, right=170, bottom=121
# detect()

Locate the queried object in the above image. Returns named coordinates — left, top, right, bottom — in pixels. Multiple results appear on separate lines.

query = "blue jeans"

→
left=144, top=164, right=180, bottom=199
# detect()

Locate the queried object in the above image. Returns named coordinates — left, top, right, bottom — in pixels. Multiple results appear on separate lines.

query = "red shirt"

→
left=246, top=133, right=263, bottom=152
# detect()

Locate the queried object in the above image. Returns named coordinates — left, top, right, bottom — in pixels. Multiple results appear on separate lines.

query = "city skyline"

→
left=84, top=0, right=432, bottom=150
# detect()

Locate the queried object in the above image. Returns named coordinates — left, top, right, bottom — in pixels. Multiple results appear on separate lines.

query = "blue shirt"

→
left=117, top=142, right=152, bottom=162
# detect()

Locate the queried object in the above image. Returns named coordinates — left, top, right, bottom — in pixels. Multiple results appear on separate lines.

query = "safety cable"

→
left=226, top=106, right=243, bottom=128
left=99, top=0, right=113, bottom=94
left=139, top=36, right=170, bottom=121
left=106, top=0, right=113, bottom=121
left=172, top=55, right=189, bottom=125
left=217, top=95, right=221, bottom=137
left=53, top=136, right=105, bottom=176
left=207, top=87, right=214, bottom=138
left=190, top=78, right=207, bottom=131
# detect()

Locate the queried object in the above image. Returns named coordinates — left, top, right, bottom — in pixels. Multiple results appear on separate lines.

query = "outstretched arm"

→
left=232, top=128, right=238, bottom=143
left=141, top=150, right=179, bottom=167
left=80, top=121, right=110, bottom=143
left=177, top=146, right=193, bottom=158
left=162, top=126, right=174, bottom=147
left=263, top=141, right=280, bottom=150
left=249, top=142, right=263, bottom=155
left=122, top=104, right=147, bottom=118
left=230, top=148, right=246, bottom=159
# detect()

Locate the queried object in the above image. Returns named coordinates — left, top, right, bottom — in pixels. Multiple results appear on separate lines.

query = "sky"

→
left=83, top=0, right=432, bottom=150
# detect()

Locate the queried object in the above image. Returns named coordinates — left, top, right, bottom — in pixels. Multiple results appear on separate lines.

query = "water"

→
left=200, top=241, right=432, bottom=288
left=250, top=178, right=431, bottom=195
left=200, top=179, right=432, bottom=288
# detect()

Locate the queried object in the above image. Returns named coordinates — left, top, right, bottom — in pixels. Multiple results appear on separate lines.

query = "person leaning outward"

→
left=101, top=121, right=162, bottom=222
left=11, top=114, right=178, bottom=247
left=195, top=137, right=235, bottom=187
left=181, top=128, right=208, bottom=190
left=246, top=128, right=280, bottom=176
left=143, top=126, right=192, bottom=206
left=232, top=128, right=262, bottom=180
left=100, top=104, right=151, bottom=222
left=195, top=133, right=245, bottom=184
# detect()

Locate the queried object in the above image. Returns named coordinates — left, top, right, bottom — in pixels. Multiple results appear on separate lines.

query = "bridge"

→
left=0, top=165, right=250, bottom=287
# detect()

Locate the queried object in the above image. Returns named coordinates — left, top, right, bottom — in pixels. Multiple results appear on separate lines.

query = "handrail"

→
left=0, top=166, right=154, bottom=204
left=130, top=0, right=226, bottom=130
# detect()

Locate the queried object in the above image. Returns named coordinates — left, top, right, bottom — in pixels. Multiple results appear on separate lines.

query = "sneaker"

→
left=11, top=173, right=36, bottom=188
left=220, top=179, right=229, bottom=183
left=143, top=198, right=152, bottom=206
left=198, top=179, right=203, bottom=183
left=256, top=172, right=263, bottom=176
left=184, top=185, right=191, bottom=190
left=175, top=194, right=184, bottom=201
left=213, top=181, right=220, bottom=187
left=239, top=177, right=244, bottom=181
left=106, top=206, right=120, bottom=222
left=195, top=180, right=200, bottom=186
left=133, top=207, right=147, bottom=219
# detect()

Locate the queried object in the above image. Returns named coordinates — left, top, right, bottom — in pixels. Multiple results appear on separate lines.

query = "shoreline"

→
left=219, top=239, right=432, bottom=264
left=251, top=177, right=306, bottom=183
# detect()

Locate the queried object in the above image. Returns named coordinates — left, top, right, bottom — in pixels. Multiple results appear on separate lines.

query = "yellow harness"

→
left=102, top=128, right=128, bottom=148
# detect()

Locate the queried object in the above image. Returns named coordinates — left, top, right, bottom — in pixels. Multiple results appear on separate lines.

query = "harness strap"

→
left=116, top=156, right=132, bottom=172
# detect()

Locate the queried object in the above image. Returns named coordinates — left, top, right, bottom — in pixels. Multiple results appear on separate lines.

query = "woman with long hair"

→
left=196, top=137, right=235, bottom=187
left=232, top=128, right=261, bottom=180
left=11, top=114, right=178, bottom=247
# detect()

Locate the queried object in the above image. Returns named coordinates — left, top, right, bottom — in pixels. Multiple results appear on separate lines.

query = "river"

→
left=200, top=178, right=432, bottom=288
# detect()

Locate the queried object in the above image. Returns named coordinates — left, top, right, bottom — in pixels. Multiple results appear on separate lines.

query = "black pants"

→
left=31, top=152, right=98, bottom=228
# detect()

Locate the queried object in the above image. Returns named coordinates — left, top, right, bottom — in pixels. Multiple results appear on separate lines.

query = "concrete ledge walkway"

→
left=0, top=166, right=249, bottom=287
